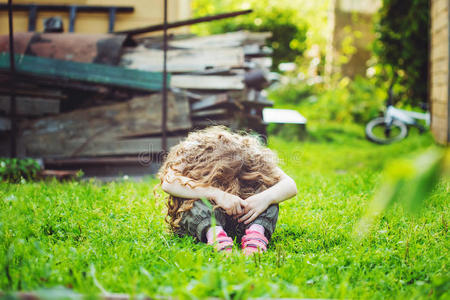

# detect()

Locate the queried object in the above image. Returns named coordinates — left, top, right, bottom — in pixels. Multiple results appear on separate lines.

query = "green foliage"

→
left=0, top=158, right=41, bottom=182
left=0, top=124, right=448, bottom=299
left=269, top=75, right=387, bottom=124
left=268, top=80, right=315, bottom=105
left=191, top=0, right=314, bottom=70
left=374, top=0, right=429, bottom=106
left=220, top=9, right=308, bottom=70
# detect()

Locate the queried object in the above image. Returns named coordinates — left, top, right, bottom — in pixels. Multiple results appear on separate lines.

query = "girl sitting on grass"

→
left=157, top=126, right=297, bottom=255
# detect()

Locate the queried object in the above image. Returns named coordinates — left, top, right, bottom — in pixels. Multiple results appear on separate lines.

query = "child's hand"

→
left=237, top=194, right=271, bottom=224
left=214, top=191, right=247, bottom=216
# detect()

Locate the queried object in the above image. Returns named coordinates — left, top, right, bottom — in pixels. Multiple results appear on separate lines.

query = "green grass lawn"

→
left=0, top=123, right=448, bottom=299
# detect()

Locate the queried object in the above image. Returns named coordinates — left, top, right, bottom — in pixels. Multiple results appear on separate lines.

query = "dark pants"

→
left=177, top=200, right=279, bottom=243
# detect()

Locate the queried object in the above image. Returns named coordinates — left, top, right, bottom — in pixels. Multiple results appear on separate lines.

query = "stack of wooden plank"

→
left=0, top=33, right=183, bottom=157
left=0, top=31, right=275, bottom=177
left=121, top=30, right=275, bottom=135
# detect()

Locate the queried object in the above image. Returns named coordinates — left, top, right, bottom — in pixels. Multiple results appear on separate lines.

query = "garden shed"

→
left=430, top=0, right=449, bottom=145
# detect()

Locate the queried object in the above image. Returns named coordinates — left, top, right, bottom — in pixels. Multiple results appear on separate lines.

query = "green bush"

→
left=216, top=8, right=308, bottom=70
left=374, top=0, right=429, bottom=107
left=0, top=158, right=41, bottom=182
left=268, top=80, right=315, bottom=105
left=269, top=76, right=387, bottom=124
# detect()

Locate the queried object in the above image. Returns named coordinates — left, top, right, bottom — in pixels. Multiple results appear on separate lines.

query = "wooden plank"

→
left=44, top=157, right=153, bottom=166
left=243, top=44, right=273, bottom=57
left=121, top=47, right=245, bottom=73
left=193, top=118, right=234, bottom=128
left=191, top=108, right=229, bottom=118
left=0, top=134, right=10, bottom=156
left=18, top=92, right=191, bottom=138
left=188, top=89, right=247, bottom=103
left=19, top=92, right=191, bottom=157
left=262, top=108, right=307, bottom=124
left=249, top=57, right=273, bottom=68
left=39, top=169, right=79, bottom=180
left=170, top=31, right=271, bottom=49
left=0, top=96, right=59, bottom=116
left=187, top=68, right=234, bottom=75
left=0, top=132, right=25, bottom=156
left=0, top=86, right=66, bottom=99
left=241, top=99, right=274, bottom=108
left=0, top=116, right=10, bottom=131
left=190, top=94, right=237, bottom=111
left=121, top=128, right=191, bottom=139
left=2, top=72, right=112, bottom=93
left=78, top=136, right=184, bottom=156
left=21, top=136, right=185, bottom=157
left=0, top=53, right=169, bottom=92
left=171, top=75, right=244, bottom=90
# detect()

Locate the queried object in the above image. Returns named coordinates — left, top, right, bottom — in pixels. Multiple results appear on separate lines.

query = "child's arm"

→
left=161, top=168, right=247, bottom=216
left=238, top=167, right=297, bottom=224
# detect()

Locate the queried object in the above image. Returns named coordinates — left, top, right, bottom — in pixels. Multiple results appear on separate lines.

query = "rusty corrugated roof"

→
left=0, top=33, right=127, bottom=65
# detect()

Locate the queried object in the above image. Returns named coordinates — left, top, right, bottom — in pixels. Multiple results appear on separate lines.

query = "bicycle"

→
left=365, top=75, right=430, bottom=144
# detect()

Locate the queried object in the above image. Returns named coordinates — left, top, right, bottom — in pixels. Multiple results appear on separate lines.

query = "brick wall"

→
left=430, top=0, right=449, bottom=145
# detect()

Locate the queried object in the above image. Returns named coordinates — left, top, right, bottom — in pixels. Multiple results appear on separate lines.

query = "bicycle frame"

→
left=385, top=105, right=430, bottom=126
left=383, top=74, right=430, bottom=127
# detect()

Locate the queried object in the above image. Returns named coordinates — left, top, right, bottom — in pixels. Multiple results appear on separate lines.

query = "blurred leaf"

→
left=355, top=148, right=448, bottom=237
left=401, top=149, right=446, bottom=213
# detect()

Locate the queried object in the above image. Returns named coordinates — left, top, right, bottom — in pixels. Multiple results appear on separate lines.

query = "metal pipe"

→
left=8, top=0, right=17, bottom=157
left=161, top=0, right=168, bottom=153
left=27, top=4, right=37, bottom=32
left=0, top=4, right=134, bottom=13
left=114, top=9, right=252, bottom=36
left=69, top=5, right=77, bottom=32
left=108, top=7, right=117, bottom=33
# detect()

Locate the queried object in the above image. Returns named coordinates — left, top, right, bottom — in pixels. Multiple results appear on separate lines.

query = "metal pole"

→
left=447, top=0, right=450, bottom=143
left=114, top=9, right=252, bottom=36
left=8, top=0, right=17, bottom=157
left=161, top=0, right=168, bottom=153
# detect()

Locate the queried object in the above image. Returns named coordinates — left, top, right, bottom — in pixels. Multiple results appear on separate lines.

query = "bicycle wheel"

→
left=365, top=117, right=408, bottom=144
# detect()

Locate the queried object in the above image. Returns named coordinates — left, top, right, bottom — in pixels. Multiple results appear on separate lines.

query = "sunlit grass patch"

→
left=0, top=123, right=448, bottom=299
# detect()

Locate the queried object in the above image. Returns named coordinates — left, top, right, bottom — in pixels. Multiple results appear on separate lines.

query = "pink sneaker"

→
left=241, top=229, right=268, bottom=255
left=209, top=231, right=233, bottom=253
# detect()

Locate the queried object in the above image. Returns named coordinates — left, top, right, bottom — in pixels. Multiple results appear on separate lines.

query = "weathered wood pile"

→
left=0, top=31, right=274, bottom=176
left=121, top=30, right=274, bottom=133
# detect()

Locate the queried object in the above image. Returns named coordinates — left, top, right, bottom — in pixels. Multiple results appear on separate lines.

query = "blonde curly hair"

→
left=156, top=126, right=281, bottom=232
